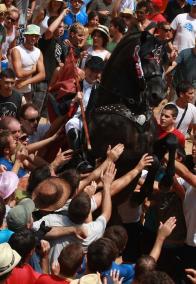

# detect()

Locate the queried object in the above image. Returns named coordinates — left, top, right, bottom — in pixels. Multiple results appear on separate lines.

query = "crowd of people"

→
left=0, top=0, right=196, bottom=283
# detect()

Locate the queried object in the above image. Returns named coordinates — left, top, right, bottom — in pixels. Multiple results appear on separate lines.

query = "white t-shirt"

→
left=171, top=13, right=196, bottom=52
left=33, top=197, right=106, bottom=263
left=170, top=102, right=196, bottom=135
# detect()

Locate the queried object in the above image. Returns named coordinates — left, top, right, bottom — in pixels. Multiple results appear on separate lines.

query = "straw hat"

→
left=92, top=25, right=110, bottom=39
left=0, top=243, right=21, bottom=276
left=32, top=178, right=70, bottom=211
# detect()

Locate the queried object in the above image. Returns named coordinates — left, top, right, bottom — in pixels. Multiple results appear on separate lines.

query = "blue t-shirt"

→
left=63, top=11, right=88, bottom=39
left=102, top=262, right=135, bottom=284
left=0, top=157, right=27, bottom=178
left=78, top=258, right=135, bottom=284
left=0, top=228, right=14, bottom=243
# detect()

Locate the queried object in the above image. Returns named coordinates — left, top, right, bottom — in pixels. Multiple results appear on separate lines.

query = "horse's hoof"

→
left=76, top=161, right=94, bottom=174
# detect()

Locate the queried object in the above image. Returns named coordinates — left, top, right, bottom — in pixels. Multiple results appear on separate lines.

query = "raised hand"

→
left=158, top=216, right=176, bottom=240
left=101, top=161, right=117, bottom=188
left=135, top=153, right=154, bottom=172
left=107, top=144, right=124, bottom=162
left=185, top=269, right=196, bottom=283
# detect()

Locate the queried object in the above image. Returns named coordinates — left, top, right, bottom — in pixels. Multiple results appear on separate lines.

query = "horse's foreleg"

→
left=159, top=134, right=178, bottom=190
left=137, top=155, right=160, bottom=203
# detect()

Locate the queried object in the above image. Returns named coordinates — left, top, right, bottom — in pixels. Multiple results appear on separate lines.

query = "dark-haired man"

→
left=107, top=17, right=126, bottom=52
left=158, top=104, right=185, bottom=147
left=0, top=68, right=22, bottom=119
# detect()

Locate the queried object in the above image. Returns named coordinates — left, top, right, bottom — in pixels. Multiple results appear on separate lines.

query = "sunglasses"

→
left=26, top=117, right=39, bottom=123
left=6, top=16, right=17, bottom=24
left=161, top=27, right=172, bottom=32
left=19, top=134, right=28, bottom=142
left=136, top=10, right=145, bottom=15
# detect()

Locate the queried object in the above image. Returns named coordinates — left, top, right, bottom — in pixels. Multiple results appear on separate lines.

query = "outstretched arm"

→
left=150, top=217, right=176, bottom=262
left=78, top=144, right=124, bottom=191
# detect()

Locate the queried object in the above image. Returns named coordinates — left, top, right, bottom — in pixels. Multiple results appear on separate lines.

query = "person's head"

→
left=92, top=25, right=110, bottom=48
left=0, top=68, right=16, bottom=97
left=0, top=171, right=18, bottom=205
left=19, top=103, right=40, bottom=135
left=134, top=255, right=156, bottom=282
left=8, top=229, right=36, bottom=265
left=70, top=0, right=84, bottom=13
left=120, top=9, right=136, bottom=31
left=104, top=225, right=128, bottom=256
left=88, top=11, right=99, bottom=28
left=192, top=134, right=196, bottom=157
left=27, top=165, right=52, bottom=195
left=84, top=56, right=104, bottom=84
left=139, top=271, right=174, bottom=284
left=2, top=0, right=16, bottom=8
left=160, top=104, right=178, bottom=130
left=0, top=116, right=21, bottom=142
left=87, top=238, right=117, bottom=273
left=48, top=16, right=65, bottom=38
left=0, top=197, right=5, bottom=227
left=6, top=198, right=35, bottom=232
left=4, top=9, right=19, bottom=28
left=0, top=129, right=17, bottom=157
left=0, top=4, right=7, bottom=23
left=69, top=23, right=85, bottom=48
left=0, top=243, right=21, bottom=282
left=32, top=177, right=71, bottom=211
left=136, top=1, right=150, bottom=21
left=48, top=0, right=65, bottom=14
left=68, top=192, right=91, bottom=224
left=176, top=81, right=195, bottom=104
left=23, top=24, right=41, bottom=48
left=58, top=168, right=80, bottom=198
left=58, top=243, right=84, bottom=277
left=109, top=17, right=126, bottom=38
left=156, top=22, right=173, bottom=41
left=190, top=2, right=196, bottom=18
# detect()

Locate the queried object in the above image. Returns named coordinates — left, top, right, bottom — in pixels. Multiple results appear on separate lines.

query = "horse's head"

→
left=96, top=30, right=167, bottom=112
left=137, top=32, right=167, bottom=108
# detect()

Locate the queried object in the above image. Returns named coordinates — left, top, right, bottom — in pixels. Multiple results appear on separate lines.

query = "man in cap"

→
left=0, top=243, right=21, bottom=283
left=11, top=24, right=45, bottom=103
left=65, top=56, right=104, bottom=172
left=6, top=198, right=35, bottom=232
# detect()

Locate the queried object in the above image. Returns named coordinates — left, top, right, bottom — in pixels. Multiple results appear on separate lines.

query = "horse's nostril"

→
left=151, top=93, right=158, bottom=100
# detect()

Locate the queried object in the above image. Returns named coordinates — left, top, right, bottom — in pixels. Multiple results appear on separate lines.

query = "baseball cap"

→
left=0, top=243, right=21, bottom=276
left=120, top=8, right=133, bottom=15
left=6, top=198, right=35, bottom=232
left=0, top=172, right=19, bottom=200
left=23, top=24, right=41, bottom=36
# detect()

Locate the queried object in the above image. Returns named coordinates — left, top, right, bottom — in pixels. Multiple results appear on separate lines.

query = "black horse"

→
left=87, top=28, right=177, bottom=202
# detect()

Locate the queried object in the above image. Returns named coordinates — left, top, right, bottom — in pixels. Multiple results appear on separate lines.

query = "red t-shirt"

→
left=6, top=264, right=41, bottom=284
left=148, top=13, right=167, bottom=23
left=35, top=274, right=70, bottom=284
left=158, top=125, right=185, bottom=147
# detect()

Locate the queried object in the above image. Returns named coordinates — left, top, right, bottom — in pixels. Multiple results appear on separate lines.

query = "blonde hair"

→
left=69, top=23, right=85, bottom=35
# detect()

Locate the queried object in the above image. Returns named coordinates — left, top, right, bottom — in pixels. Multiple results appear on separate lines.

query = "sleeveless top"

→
left=12, top=45, right=41, bottom=93
left=81, top=46, right=110, bottom=69
left=2, top=26, right=16, bottom=59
